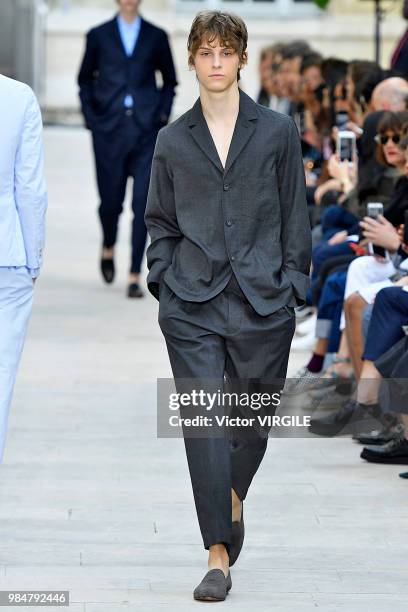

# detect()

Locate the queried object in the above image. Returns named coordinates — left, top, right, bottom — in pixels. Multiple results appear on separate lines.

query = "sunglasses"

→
left=374, top=133, right=401, bottom=146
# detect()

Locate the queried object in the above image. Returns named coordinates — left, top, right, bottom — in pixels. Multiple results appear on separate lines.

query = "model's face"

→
left=117, top=0, right=140, bottom=13
left=192, top=37, right=244, bottom=92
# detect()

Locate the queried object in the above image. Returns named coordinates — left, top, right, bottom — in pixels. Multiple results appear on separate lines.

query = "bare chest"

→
left=206, top=122, right=236, bottom=170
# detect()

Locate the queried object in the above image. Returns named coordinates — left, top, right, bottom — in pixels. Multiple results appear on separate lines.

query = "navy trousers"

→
left=92, top=112, right=158, bottom=274
left=363, top=286, right=408, bottom=361
left=158, top=271, right=296, bottom=552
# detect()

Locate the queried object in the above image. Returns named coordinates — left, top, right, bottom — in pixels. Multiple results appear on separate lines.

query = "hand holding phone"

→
left=366, top=203, right=389, bottom=260
left=337, top=130, right=356, bottom=167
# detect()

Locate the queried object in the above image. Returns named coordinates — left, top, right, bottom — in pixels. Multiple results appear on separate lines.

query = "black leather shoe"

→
left=127, top=282, right=144, bottom=298
left=100, top=258, right=115, bottom=284
left=309, top=399, right=383, bottom=437
left=228, top=502, right=244, bottom=567
left=193, top=569, right=232, bottom=601
left=353, top=422, right=404, bottom=446
left=361, top=437, right=408, bottom=464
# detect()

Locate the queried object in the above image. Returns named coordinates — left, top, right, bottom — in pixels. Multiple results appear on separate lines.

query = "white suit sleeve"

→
left=14, top=88, right=48, bottom=274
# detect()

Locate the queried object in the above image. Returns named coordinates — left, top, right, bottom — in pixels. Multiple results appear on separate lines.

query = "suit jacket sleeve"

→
left=155, top=31, right=177, bottom=123
left=77, top=29, right=98, bottom=130
left=14, top=88, right=48, bottom=275
left=277, top=117, right=312, bottom=306
left=144, top=130, right=182, bottom=300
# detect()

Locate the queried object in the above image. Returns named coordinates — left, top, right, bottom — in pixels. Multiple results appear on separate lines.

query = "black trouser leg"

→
left=92, top=129, right=129, bottom=249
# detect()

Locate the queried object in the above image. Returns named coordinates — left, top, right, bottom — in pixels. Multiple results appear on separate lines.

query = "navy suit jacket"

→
left=77, top=15, right=177, bottom=134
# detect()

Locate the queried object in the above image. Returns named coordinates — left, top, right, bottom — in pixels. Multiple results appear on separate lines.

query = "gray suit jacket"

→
left=144, top=88, right=312, bottom=316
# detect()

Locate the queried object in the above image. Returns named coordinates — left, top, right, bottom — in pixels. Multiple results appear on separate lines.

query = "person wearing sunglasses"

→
left=375, top=132, right=403, bottom=146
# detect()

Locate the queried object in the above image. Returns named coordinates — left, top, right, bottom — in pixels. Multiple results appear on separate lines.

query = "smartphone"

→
left=367, top=202, right=388, bottom=259
left=404, top=210, right=408, bottom=245
left=337, top=130, right=356, bottom=166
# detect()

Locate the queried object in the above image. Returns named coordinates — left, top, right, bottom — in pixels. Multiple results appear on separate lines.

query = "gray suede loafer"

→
left=193, top=569, right=232, bottom=601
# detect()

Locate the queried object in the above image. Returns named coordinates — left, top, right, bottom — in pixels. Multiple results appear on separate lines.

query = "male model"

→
left=145, top=10, right=311, bottom=601
left=78, top=0, right=177, bottom=298
left=0, top=74, right=47, bottom=464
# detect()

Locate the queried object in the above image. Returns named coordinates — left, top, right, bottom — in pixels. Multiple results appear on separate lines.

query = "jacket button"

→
left=226, top=219, right=232, bottom=226
left=223, top=183, right=230, bottom=191
left=231, top=255, right=235, bottom=261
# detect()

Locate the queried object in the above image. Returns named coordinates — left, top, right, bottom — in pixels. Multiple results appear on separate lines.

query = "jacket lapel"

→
left=187, top=89, right=258, bottom=176
left=187, top=98, right=224, bottom=174
left=131, top=17, right=146, bottom=59
left=110, top=15, right=146, bottom=59
left=223, top=92, right=257, bottom=175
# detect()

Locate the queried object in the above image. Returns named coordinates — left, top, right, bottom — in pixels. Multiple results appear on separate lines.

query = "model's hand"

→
left=359, top=214, right=401, bottom=252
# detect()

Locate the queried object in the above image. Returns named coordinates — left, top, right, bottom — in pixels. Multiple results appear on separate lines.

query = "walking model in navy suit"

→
left=78, top=0, right=177, bottom=298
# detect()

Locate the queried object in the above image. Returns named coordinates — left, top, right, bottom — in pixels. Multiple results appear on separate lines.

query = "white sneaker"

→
left=296, top=314, right=317, bottom=337
left=282, top=366, right=321, bottom=395
left=290, top=329, right=316, bottom=351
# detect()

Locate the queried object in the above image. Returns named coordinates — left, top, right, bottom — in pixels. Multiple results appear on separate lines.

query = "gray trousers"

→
left=158, top=271, right=296, bottom=552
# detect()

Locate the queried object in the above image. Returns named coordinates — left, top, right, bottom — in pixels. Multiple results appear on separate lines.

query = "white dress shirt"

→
left=116, top=14, right=142, bottom=108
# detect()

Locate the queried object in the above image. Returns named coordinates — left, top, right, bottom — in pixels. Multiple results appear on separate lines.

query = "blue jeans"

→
left=315, top=269, right=347, bottom=353
left=308, top=240, right=353, bottom=305
left=363, top=286, right=408, bottom=361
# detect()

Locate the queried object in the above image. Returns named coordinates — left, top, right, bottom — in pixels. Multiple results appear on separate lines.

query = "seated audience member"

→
left=288, top=121, right=408, bottom=390
left=309, top=283, right=408, bottom=449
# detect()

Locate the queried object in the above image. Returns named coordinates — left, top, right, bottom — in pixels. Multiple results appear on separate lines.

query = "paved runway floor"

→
left=0, top=128, right=407, bottom=611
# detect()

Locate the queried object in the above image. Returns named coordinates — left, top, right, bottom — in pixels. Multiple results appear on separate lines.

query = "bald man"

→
left=371, top=77, right=408, bottom=112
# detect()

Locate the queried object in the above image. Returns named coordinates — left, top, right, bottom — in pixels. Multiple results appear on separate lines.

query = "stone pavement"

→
left=0, top=128, right=407, bottom=611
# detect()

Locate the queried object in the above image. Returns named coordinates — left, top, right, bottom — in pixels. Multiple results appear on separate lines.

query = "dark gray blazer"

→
left=144, top=88, right=312, bottom=316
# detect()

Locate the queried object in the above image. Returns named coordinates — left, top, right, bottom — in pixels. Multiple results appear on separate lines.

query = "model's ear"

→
left=240, top=51, right=248, bottom=68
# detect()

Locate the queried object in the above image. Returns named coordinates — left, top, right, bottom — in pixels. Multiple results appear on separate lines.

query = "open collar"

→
left=187, top=88, right=259, bottom=175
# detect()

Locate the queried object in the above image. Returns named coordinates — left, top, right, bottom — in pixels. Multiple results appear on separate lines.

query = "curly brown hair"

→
left=187, top=10, right=248, bottom=82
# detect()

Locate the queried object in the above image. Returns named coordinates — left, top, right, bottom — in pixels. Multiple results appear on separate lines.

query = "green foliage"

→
left=314, top=0, right=331, bottom=9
